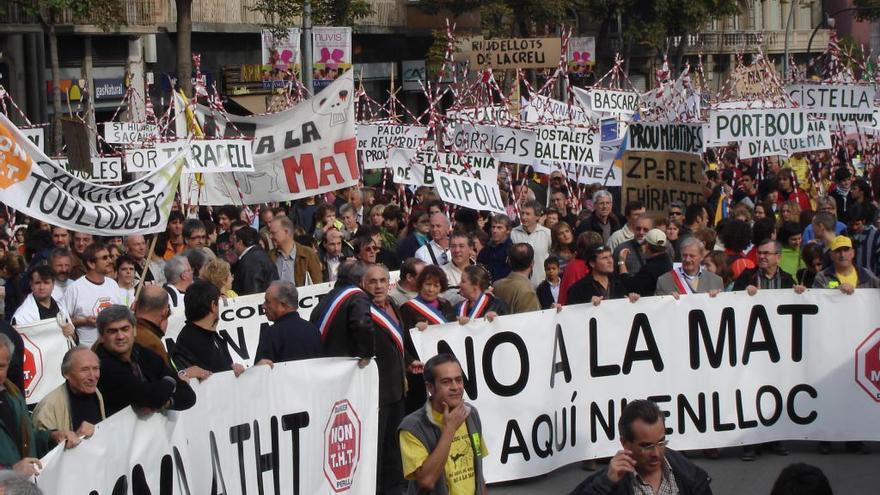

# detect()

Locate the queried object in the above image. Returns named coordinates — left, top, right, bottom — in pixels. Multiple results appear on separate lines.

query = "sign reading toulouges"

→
left=623, top=151, right=704, bottom=214
left=464, top=38, right=561, bottom=70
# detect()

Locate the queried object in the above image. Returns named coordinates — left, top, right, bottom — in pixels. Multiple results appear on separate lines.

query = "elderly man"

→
left=63, top=243, right=122, bottom=347
left=576, top=190, right=620, bottom=242
left=0, top=333, right=80, bottom=476
left=48, top=248, right=74, bottom=299
left=814, top=236, right=880, bottom=292
left=309, top=260, right=373, bottom=363
left=415, top=213, right=452, bottom=266
left=511, top=200, right=552, bottom=285
left=33, top=347, right=105, bottom=435
left=163, top=255, right=193, bottom=309
left=125, top=234, right=153, bottom=285
left=613, top=215, right=655, bottom=275
left=570, top=400, right=712, bottom=494
left=95, top=305, right=196, bottom=416
left=656, top=237, right=724, bottom=297
left=362, top=264, right=420, bottom=495
left=618, top=229, right=673, bottom=297
left=255, top=281, right=321, bottom=366
left=269, top=216, right=323, bottom=286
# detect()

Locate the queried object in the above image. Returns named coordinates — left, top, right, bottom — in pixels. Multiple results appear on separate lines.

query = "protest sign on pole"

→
left=356, top=124, right=429, bottom=170
left=56, top=156, right=124, bottom=183
left=410, top=290, right=880, bottom=483
left=389, top=148, right=498, bottom=187
left=433, top=170, right=506, bottom=214
left=520, top=95, right=593, bottom=124
left=627, top=122, right=704, bottom=154
left=534, top=125, right=599, bottom=164
left=739, top=119, right=831, bottom=159
left=124, top=147, right=159, bottom=172
left=708, top=107, right=810, bottom=143
left=449, top=123, right=536, bottom=166
left=567, top=37, right=595, bottom=74
left=622, top=151, right=704, bottom=215
left=16, top=319, right=73, bottom=405
left=461, top=38, right=561, bottom=70
left=157, top=139, right=255, bottom=173
left=181, top=72, right=357, bottom=205
left=786, top=83, right=875, bottom=116
left=0, top=113, right=183, bottom=236
left=37, top=358, right=379, bottom=495
left=574, top=87, right=641, bottom=115
left=313, top=27, right=352, bottom=92
left=102, top=121, right=159, bottom=145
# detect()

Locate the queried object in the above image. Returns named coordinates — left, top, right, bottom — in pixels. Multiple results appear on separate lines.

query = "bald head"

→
left=135, top=284, right=170, bottom=329
left=126, top=234, right=147, bottom=261
left=429, top=213, right=451, bottom=243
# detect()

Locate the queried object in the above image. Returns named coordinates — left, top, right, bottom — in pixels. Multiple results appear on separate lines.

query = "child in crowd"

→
left=536, top=256, right=561, bottom=310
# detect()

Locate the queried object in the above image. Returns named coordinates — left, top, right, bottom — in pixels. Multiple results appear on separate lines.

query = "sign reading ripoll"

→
left=157, top=139, right=255, bottom=173
left=356, top=124, right=429, bottom=170
left=534, top=125, right=599, bottom=164
left=786, top=84, right=875, bottom=115
left=582, top=89, right=640, bottom=114
left=102, top=121, right=159, bottom=144
left=739, top=119, right=831, bottom=159
left=433, top=170, right=505, bottom=214
left=709, top=108, right=809, bottom=143
left=628, top=123, right=704, bottom=154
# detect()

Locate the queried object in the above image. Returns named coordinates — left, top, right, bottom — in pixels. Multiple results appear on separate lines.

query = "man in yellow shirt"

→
left=813, top=236, right=880, bottom=292
left=399, top=354, right=488, bottom=494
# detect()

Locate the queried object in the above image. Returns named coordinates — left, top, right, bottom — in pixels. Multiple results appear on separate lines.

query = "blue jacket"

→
left=477, top=237, right=512, bottom=283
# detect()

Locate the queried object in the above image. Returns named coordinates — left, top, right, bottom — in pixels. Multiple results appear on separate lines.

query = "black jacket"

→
left=233, top=246, right=279, bottom=296
left=575, top=212, right=622, bottom=242
left=569, top=449, right=713, bottom=495
left=370, top=301, right=415, bottom=406
left=624, top=253, right=673, bottom=297
left=170, top=322, right=233, bottom=373
left=567, top=274, right=630, bottom=305
left=96, top=343, right=196, bottom=416
left=0, top=321, right=24, bottom=391
left=732, top=267, right=796, bottom=291
left=308, top=283, right=374, bottom=359
left=536, top=281, right=557, bottom=309
left=453, top=294, right=509, bottom=318
left=255, top=311, right=322, bottom=363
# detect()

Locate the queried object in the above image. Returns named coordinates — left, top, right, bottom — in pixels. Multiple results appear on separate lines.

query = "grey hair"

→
left=269, top=281, right=299, bottom=309
left=0, top=333, right=14, bottom=357
left=61, top=347, right=96, bottom=376
left=164, top=255, right=190, bottom=284
left=0, top=471, right=43, bottom=494
left=338, top=260, right=368, bottom=286
left=490, top=214, right=513, bottom=230
left=678, top=236, right=705, bottom=253
left=592, top=189, right=613, bottom=203
left=96, top=305, right=136, bottom=335
left=811, top=211, right=836, bottom=231
left=340, top=203, right=356, bottom=217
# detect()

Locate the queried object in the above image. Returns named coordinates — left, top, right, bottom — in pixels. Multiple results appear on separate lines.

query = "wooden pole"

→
left=134, top=233, right=159, bottom=303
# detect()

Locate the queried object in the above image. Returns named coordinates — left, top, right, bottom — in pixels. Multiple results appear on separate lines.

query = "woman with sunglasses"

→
left=455, top=265, right=508, bottom=325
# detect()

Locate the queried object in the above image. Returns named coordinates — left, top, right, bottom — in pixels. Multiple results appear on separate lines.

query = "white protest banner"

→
left=462, top=37, right=561, bottom=70
left=433, top=170, right=505, bottom=214
left=125, top=147, right=160, bottom=172
left=531, top=139, right=623, bottom=186
left=520, top=95, right=593, bottom=124
left=410, top=290, right=880, bottom=483
left=20, top=126, right=46, bottom=153
left=449, top=123, right=536, bottom=165
left=16, top=319, right=74, bottom=405
left=574, top=87, right=641, bottom=115
left=0, top=114, right=183, bottom=236
left=57, top=156, right=123, bottom=183
left=709, top=107, right=810, bottom=143
left=102, top=121, right=159, bottom=144
left=38, top=358, right=379, bottom=495
left=534, top=125, right=599, bottom=164
left=447, top=105, right=513, bottom=123
left=627, top=122, right=704, bottom=154
left=182, top=73, right=357, bottom=205
left=389, top=148, right=498, bottom=187
left=166, top=273, right=400, bottom=367
left=786, top=83, right=875, bottom=116
left=357, top=124, right=429, bottom=170
left=157, top=139, right=255, bottom=173
left=739, top=119, right=831, bottom=159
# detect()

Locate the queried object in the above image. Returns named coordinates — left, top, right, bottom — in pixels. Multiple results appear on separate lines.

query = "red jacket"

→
left=778, top=187, right=812, bottom=212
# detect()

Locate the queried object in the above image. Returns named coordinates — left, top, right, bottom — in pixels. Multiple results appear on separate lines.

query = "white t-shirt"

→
left=415, top=240, right=450, bottom=266
left=510, top=224, right=552, bottom=286
left=63, top=276, right=122, bottom=347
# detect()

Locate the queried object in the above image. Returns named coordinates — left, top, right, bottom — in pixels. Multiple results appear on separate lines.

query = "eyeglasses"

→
left=637, top=439, right=670, bottom=453
left=363, top=246, right=379, bottom=252
left=757, top=251, right=780, bottom=256
left=668, top=211, right=682, bottom=216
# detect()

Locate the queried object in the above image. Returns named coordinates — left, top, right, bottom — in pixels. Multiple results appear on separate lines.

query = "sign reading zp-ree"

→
left=709, top=108, right=809, bottom=143
left=465, top=38, right=561, bottom=70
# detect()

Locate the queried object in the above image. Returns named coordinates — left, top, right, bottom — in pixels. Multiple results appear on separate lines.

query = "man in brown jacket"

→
left=269, top=216, right=324, bottom=286
left=492, top=243, right=540, bottom=314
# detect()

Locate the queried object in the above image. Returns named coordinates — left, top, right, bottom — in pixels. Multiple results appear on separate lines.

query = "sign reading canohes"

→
left=786, top=84, right=875, bottom=115
left=709, top=107, right=809, bottom=143
left=739, top=119, right=831, bottom=159
left=622, top=151, right=704, bottom=215
left=433, top=170, right=505, bottom=214
left=102, top=121, right=159, bottom=145
left=463, top=38, right=561, bottom=70
left=356, top=124, right=429, bottom=170
left=410, top=290, right=880, bottom=483
left=37, top=359, right=379, bottom=495
left=628, top=122, right=704, bottom=154
left=0, top=114, right=183, bottom=236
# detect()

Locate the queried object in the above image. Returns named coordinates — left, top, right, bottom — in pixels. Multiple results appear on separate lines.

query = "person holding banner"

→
left=309, top=260, right=373, bottom=362
left=567, top=246, right=639, bottom=306
left=617, top=229, right=673, bottom=298
left=32, top=348, right=105, bottom=435
left=254, top=281, right=321, bottom=366
left=733, top=240, right=806, bottom=295
left=455, top=265, right=508, bottom=324
left=10, top=266, right=73, bottom=335
left=655, top=238, right=724, bottom=298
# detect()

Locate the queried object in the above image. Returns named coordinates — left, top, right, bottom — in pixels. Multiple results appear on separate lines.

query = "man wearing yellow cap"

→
left=813, top=236, right=880, bottom=293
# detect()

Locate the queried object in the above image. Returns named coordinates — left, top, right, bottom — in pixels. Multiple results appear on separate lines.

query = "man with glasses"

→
left=63, top=243, right=122, bottom=347
left=415, top=213, right=452, bottom=267
left=607, top=201, right=646, bottom=251
left=666, top=201, right=684, bottom=223
left=571, top=399, right=712, bottom=494
left=733, top=239, right=806, bottom=295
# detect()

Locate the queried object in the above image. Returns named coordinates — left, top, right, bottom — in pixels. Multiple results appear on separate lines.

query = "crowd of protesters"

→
left=0, top=143, right=875, bottom=493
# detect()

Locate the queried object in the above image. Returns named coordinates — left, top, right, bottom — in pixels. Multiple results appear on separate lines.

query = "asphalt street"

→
left=489, top=442, right=879, bottom=494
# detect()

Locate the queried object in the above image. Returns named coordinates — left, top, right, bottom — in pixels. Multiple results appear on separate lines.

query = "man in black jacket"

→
left=567, top=246, right=639, bottom=306
left=171, top=280, right=246, bottom=376
left=617, top=229, right=673, bottom=297
left=570, top=400, right=713, bottom=495
left=232, top=226, right=278, bottom=296
left=255, top=281, right=322, bottom=366
left=95, top=305, right=196, bottom=416
left=733, top=239, right=806, bottom=295
left=309, top=260, right=373, bottom=364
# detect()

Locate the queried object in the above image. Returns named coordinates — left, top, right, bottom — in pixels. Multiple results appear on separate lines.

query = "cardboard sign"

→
left=102, top=121, right=159, bottom=145
left=463, top=37, right=561, bottom=70
left=157, top=139, right=255, bottom=173
left=627, top=122, right=704, bottom=154
left=622, top=151, right=704, bottom=214
left=708, top=108, right=809, bottom=143
left=731, top=63, right=778, bottom=98
left=786, top=84, right=875, bottom=116
left=433, top=170, right=505, bottom=214
left=356, top=124, right=429, bottom=170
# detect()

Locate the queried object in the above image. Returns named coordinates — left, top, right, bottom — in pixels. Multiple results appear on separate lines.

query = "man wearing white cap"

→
left=617, top=229, right=673, bottom=297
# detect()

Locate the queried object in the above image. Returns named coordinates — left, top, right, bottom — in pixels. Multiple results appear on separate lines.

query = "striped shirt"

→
left=854, top=225, right=880, bottom=276
left=631, top=458, right=679, bottom=495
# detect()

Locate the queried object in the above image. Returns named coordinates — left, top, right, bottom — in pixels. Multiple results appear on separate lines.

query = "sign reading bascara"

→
left=628, top=123, right=704, bottom=154
left=410, top=290, right=880, bottom=482
left=787, top=84, right=875, bottom=115
left=356, top=124, right=429, bottom=170
left=709, top=108, right=809, bottom=143
left=465, top=38, right=561, bottom=70
left=622, top=151, right=704, bottom=214
left=102, top=121, right=159, bottom=145
left=577, top=88, right=640, bottom=115
left=0, top=114, right=183, bottom=236
left=433, top=170, right=505, bottom=214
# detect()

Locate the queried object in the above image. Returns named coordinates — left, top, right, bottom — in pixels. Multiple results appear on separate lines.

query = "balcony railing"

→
left=679, top=29, right=831, bottom=55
